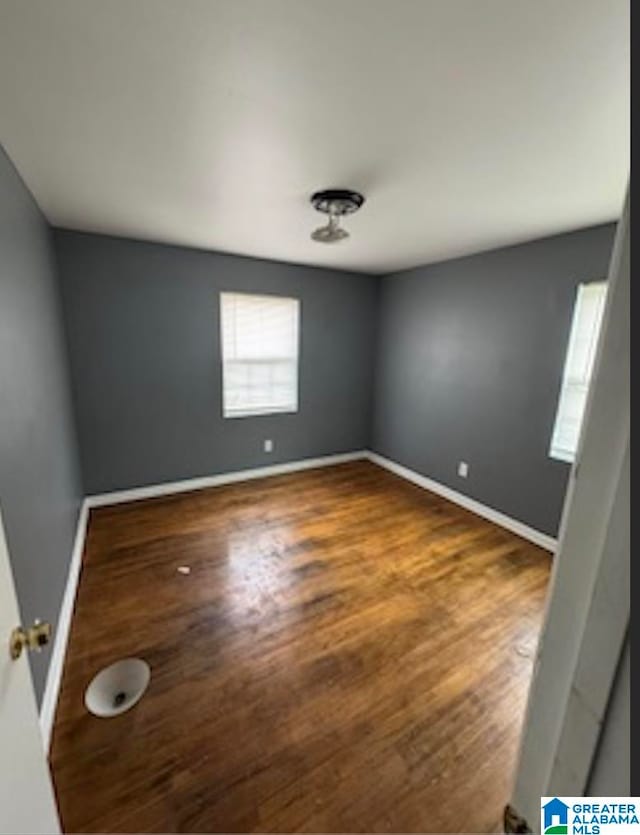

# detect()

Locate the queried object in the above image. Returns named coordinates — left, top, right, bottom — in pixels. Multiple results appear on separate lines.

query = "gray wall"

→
left=0, top=146, right=82, bottom=703
left=372, top=224, right=616, bottom=537
left=55, top=230, right=378, bottom=494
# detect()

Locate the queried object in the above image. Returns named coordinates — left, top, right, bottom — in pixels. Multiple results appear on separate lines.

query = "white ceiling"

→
left=0, top=0, right=629, bottom=274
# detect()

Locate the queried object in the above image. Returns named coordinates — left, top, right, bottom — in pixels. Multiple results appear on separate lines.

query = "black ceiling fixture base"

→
left=310, top=189, right=365, bottom=216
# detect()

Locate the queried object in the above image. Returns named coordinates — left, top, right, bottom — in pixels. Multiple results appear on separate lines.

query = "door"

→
left=0, top=508, right=60, bottom=835
left=509, top=189, right=630, bottom=826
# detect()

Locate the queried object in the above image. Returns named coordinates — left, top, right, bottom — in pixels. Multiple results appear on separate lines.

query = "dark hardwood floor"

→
left=50, top=461, right=551, bottom=833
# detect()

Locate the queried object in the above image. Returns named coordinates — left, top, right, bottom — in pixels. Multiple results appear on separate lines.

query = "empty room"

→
left=0, top=1, right=630, bottom=834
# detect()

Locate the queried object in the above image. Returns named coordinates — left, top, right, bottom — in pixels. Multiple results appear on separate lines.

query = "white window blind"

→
left=220, top=292, right=300, bottom=418
left=550, top=281, right=607, bottom=463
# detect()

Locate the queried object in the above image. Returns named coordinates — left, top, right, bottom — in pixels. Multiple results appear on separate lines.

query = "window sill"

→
left=223, top=407, right=298, bottom=420
left=549, top=447, right=575, bottom=464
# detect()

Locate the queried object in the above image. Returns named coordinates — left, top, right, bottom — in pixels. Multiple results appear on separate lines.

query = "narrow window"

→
left=220, top=292, right=300, bottom=418
left=550, top=281, right=607, bottom=463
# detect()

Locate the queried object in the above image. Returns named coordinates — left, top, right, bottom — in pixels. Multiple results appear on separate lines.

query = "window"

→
left=220, top=292, right=300, bottom=418
left=550, top=281, right=607, bottom=463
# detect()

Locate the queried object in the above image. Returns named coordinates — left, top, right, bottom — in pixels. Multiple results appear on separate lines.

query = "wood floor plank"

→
left=50, top=461, right=550, bottom=833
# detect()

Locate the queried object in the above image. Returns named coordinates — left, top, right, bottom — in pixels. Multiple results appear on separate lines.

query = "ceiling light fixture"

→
left=310, top=189, right=365, bottom=243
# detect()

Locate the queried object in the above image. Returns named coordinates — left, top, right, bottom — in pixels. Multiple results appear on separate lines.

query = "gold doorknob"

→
left=9, top=620, right=52, bottom=660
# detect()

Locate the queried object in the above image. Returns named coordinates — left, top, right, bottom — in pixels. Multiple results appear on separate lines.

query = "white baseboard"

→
left=365, top=451, right=557, bottom=553
left=86, top=450, right=368, bottom=508
left=39, top=499, right=89, bottom=752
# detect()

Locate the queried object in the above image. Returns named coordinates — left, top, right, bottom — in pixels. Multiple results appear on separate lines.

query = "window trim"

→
left=219, top=291, right=301, bottom=420
left=549, top=280, right=607, bottom=464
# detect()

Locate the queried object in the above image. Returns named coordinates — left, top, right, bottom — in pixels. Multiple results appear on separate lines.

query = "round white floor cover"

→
left=84, top=658, right=151, bottom=718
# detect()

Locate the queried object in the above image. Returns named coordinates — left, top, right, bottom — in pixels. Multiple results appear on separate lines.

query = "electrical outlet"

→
left=458, top=461, right=469, bottom=478
left=264, top=439, right=274, bottom=453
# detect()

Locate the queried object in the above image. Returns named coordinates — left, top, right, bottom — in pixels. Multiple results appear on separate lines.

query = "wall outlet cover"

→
left=458, top=461, right=469, bottom=478
left=264, top=439, right=274, bottom=453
